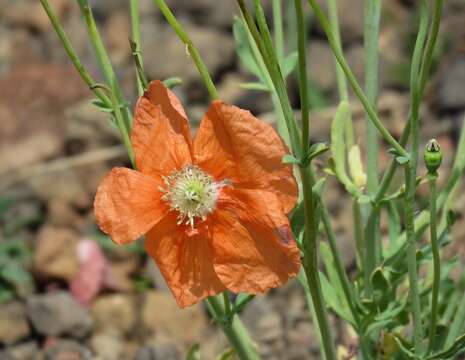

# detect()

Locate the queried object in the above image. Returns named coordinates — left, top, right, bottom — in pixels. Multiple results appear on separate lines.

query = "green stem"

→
left=130, top=0, right=145, bottom=96
left=364, top=0, right=381, bottom=194
left=238, top=0, right=302, bottom=157
left=76, top=0, right=131, bottom=131
left=206, top=297, right=260, bottom=360
left=39, top=0, right=112, bottom=108
left=326, top=0, right=353, bottom=147
left=91, top=84, right=135, bottom=166
left=272, top=0, right=285, bottom=64
left=372, top=0, right=443, bottom=207
left=404, top=0, right=429, bottom=353
left=427, top=174, right=440, bottom=354
left=295, top=1, right=337, bottom=358
left=295, top=0, right=310, bottom=155
left=301, top=170, right=337, bottom=360
left=306, top=0, right=407, bottom=158
left=153, top=0, right=218, bottom=100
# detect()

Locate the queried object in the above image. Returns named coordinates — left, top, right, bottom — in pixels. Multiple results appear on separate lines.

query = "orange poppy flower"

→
left=94, top=80, right=300, bottom=307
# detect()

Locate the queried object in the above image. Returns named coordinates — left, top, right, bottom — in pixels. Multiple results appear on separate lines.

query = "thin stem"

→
left=76, top=0, right=131, bottom=131
left=39, top=0, right=112, bottom=108
left=306, top=0, right=407, bottom=158
left=223, top=292, right=232, bottom=319
left=272, top=0, right=285, bottom=64
left=130, top=0, right=145, bottom=96
left=301, top=170, right=337, bottom=360
left=372, top=0, right=443, bottom=207
left=404, top=0, right=429, bottom=353
left=295, top=1, right=337, bottom=358
left=153, top=0, right=218, bottom=100
left=427, top=174, right=440, bottom=354
left=206, top=297, right=260, bottom=360
left=91, top=84, right=135, bottom=166
left=364, top=0, right=381, bottom=194
left=295, top=0, right=310, bottom=155
left=326, top=0, right=353, bottom=147
left=238, top=0, right=302, bottom=157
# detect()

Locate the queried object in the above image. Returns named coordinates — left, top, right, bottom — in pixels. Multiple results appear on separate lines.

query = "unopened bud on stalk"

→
left=424, top=139, right=442, bottom=176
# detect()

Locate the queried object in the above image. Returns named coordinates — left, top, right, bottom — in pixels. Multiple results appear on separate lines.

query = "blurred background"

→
left=1, top=0, right=465, bottom=359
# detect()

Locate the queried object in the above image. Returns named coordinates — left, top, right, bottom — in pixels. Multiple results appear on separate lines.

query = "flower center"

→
left=161, top=165, right=222, bottom=228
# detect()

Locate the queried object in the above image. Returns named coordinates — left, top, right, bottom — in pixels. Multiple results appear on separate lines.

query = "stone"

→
left=89, top=333, right=125, bottom=360
left=0, top=301, right=30, bottom=345
left=91, top=294, right=137, bottom=337
left=437, top=57, right=465, bottom=110
left=43, top=339, right=92, bottom=360
left=27, top=291, right=93, bottom=338
left=0, top=341, right=40, bottom=360
left=33, top=226, right=79, bottom=282
left=141, top=291, right=207, bottom=345
left=0, top=65, right=87, bottom=174
left=134, top=344, right=180, bottom=360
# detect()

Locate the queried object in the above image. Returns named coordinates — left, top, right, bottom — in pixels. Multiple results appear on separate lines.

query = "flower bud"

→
left=424, top=139, right=442, bottom=175
left=348, top=145, right=367, bottom=188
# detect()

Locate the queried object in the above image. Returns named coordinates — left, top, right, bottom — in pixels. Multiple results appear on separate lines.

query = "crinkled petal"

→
left=145, top=214, right=226, bottom=308
left=211, top=188, right=301, bottom=294
left=194, top=101, right=297, bottom=213
left=94, top=167, right=168, bottom=244
left=132, top=80, right=192, bottom=176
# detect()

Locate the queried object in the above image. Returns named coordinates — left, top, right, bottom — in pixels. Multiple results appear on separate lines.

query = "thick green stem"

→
left=153, top=0, right=218, bottom=100
left=306, top=0, right=407, bottom=158
left=76, top=0, right=131, bottom=131
left=427, top=175, right=440, bottom=354
left=39, top=0, right=112, bottom=108
left=206, top=297, right=260, bottom=360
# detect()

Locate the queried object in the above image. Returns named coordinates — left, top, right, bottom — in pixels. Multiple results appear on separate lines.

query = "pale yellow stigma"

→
left=161, top=165, right=222, bottom=228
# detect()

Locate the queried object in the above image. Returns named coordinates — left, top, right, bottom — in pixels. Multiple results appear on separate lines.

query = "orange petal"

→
left=211, top=188, right=301, bottom=294
left=94, top=167, right=168, bottom=244
left=132, top=80, right=192, bottom=176
left=194, top=101, right=297, bottom=213
left=145, top=214, right=226, bottom=308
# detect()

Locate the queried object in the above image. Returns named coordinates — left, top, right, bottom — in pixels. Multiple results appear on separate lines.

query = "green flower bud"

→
left=424, top=139, right=442, bottom=175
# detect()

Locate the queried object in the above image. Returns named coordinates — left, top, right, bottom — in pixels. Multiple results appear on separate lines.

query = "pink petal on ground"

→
left=70, top=239, right=107, bottom=306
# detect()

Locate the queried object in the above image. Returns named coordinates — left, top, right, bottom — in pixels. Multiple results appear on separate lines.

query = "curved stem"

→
left=76, top=0, right=132, bottom=131
left=306, top=0, right=407, bottom=158
left=206, top=297, right=260, bottom=360
left=427, top=174, right=440, bottom=354
left=39, top=0, right=112, bottom=108
left=130, top=0, right=146, bottom=96
left=153, top=0, right=218, bottom=100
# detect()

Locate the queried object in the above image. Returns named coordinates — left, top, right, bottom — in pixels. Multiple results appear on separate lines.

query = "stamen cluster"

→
left=161, top=165, right=219, bottom=228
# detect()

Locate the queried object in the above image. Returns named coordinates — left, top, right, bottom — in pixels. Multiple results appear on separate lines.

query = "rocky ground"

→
left=1, top=0, right=465, bottom=359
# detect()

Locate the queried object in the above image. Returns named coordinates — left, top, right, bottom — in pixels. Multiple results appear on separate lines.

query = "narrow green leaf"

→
left=233, top=17, right=262, bottom=78
left=426, top=333, right=465, bottom=359
left=239, top=82, right=270, bottom=91
left=330, top=101, right=360, bottom=197
left=282, top=51, right=298, bottom=77
left=282, top=154, right=301, bottom=165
